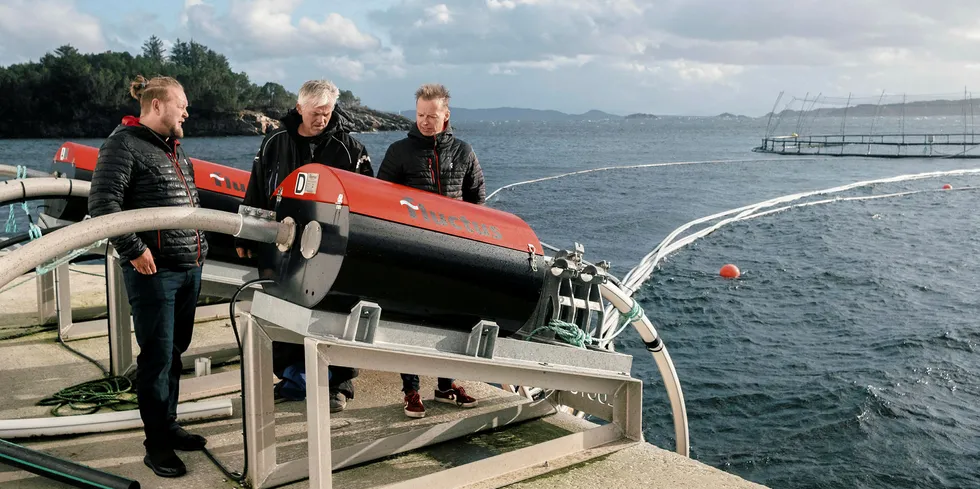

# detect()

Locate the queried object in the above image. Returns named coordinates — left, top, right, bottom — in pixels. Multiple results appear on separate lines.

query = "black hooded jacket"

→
left=377, top=123, right=485, bottom=204
left=241, top=106, right=372, bottom=212
left=88, top=118, right=208, bottom=269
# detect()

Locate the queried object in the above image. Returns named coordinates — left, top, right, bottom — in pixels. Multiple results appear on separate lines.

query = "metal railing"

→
left=753, top=133, right=980, bottom=158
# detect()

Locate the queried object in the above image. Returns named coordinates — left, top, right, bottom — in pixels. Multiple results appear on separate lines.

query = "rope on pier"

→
left=36, top=376, right=137, bottom=416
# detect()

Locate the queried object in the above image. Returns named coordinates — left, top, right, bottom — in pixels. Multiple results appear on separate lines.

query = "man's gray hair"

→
left=298, top=79, right=340, bottom=108
left=415, top=83, right=450, bottom=107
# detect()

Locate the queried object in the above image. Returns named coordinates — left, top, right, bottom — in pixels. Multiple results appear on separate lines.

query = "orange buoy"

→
left=720, top=264, right=740, bottom=279
left=942, top=184, right=952, bottom=190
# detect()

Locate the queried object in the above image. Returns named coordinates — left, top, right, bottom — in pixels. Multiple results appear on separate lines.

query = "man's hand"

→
left=236, top=247, right=253, bottom=259
left=131, top=248, right=157, bottom=275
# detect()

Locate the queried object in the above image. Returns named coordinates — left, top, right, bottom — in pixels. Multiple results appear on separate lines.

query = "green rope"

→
left=20, top=202, right=42, bottom=241
left=3, top=204, right=14, bottom=233
left=527, top=319, right=593, bottom=349
left=4, top=167, right=27, bottom=233
left=36, top=376, right=138, bottom=416
left=604, top=300, right=646, bottom=344
left=620, top=300, right=644, bottom=325
left=37, top=239, right=106, bottom=275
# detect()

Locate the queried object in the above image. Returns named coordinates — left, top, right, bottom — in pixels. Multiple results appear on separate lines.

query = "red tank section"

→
left=275, top=163, right=544, bottom=256
left=53, top=142, right=248, bottom=199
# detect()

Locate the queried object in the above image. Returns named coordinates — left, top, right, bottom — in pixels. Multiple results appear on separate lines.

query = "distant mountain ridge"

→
left=767, top=98, right=980, bottom=119
left=400, top=107, right=623, bottom=122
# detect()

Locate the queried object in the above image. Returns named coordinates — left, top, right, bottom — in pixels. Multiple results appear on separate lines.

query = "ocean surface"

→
left=3, top=116, right=980, bottom=489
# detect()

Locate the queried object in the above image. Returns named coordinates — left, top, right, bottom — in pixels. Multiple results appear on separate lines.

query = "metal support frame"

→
left=102, top=258, right=259, bottom=377
left=244, top=291, right=642, bottom=489
left=33, top=238, right=258, bottom=401
left=51, top=252, right=259, bottom=342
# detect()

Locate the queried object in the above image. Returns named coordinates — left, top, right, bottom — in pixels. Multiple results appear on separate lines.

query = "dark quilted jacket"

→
left=88, top=119, right=208, bottom=269
left=241, top=107, right=372, bottom=212
left=377, top=123, right=485, bottom=204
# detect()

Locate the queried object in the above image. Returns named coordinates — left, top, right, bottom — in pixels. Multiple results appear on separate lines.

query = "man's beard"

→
left=169, top=124, right=184, bottom=139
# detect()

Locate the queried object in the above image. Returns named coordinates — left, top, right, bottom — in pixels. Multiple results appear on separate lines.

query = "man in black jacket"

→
left=238, top=80, right=372, bottom=215
left=378, top=83, right=485, bottom=418
left=88, top=75, right=208, bottom=478
left=236, top=79, right=369, bottom=412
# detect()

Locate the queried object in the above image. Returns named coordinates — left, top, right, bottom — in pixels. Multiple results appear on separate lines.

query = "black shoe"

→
left=144, top=447, right=186, bottom=478
left=168, top=426, right=207, bottom=451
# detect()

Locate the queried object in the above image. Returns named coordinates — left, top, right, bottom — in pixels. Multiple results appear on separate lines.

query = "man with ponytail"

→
left=88, top=75, right=208, bottom=478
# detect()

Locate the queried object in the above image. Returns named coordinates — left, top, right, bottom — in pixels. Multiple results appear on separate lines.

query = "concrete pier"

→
left=0, top=267, right=768, bottom=489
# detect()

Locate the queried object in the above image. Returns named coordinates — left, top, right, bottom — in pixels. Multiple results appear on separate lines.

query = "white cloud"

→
left=180, top=0, right=205, bottom=25
left=10, top=0, right=980, bottom=116
left=426, top=4, right=452, bottom=24
left=297, top=13, right=379, bottom=50
left=181, top=0, right=380, bottom=60
left=318, top=56, right=367, bottom=81
left=0, top=0, right=104, bottom=64
left=489, top=55, right=594, bottom=74
left=668, top=60, right=745, bottom=83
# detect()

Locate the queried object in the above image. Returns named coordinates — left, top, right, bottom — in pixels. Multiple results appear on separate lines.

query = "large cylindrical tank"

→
left=47, top=142, right=252, bottom=265
left=257, top=164, right=547, bottom=336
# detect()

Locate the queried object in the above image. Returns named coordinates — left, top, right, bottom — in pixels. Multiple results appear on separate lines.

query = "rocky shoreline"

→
left=0, top=105, right=413, bottom=139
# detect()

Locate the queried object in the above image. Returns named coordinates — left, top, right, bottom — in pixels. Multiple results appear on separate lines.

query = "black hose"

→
left=201, top=277, right=274, bottom=483
left=0, top=438, right=139, bottom=489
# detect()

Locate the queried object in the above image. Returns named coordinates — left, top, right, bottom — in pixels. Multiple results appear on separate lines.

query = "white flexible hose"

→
left=0, top=207, right=292, bottom=289
left=602, top=168, right=980, bottom=336
left=0, top=399, right=233, bottom=439
left=599, top=280, right=689, bottom=457
left=485, top=157, right=819, bottom=201
left=0, top=177, right=90, bottom=203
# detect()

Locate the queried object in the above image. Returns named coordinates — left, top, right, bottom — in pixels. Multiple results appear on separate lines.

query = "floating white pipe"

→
left=598, top=280, right=689, bottom=457
left=0, top=399, right=233, bottom=439
left=0, top=207, right=294, bottom=289
left=0, top=177, right=90, bottom=203
left=620, top=168, right=980, bottom=295
left=602, top=169, right=980, bottom=335
left=486, top=157, right=819, bottom=201
left=0, top=164, right=52, bottom=179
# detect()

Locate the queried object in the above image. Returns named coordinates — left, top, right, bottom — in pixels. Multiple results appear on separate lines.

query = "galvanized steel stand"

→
left=244, top=290, right=644, bottom=489
left=33, top=240, right=261, bottom=398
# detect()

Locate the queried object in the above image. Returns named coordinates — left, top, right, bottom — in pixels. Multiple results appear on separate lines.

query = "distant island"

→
left=766, top=98, right=980, bottom=119
left=716, top=113, right=753, bottom=120
left=0, top=38, right=412, bottom=138
left=403, top=108, right=765, bottom=122
left=401, top=107, right=623, bottom=122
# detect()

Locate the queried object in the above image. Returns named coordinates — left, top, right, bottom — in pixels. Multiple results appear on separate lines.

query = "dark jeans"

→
left=401, top=374, right=453, bottom=394
left=272, top=342, right=357, bottom=399
left=121, top=265, right=202, bottom=449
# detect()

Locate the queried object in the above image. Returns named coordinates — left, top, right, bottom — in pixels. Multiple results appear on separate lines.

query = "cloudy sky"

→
left=2, top=0, right=979, bottom=116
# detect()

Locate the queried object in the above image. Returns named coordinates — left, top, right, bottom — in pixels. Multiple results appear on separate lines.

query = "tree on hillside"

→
left=141, top=36, right=166, bottom=63
left=258, top=82, right=295, bottom=110
left=54, top=45, right=80, bottom=58
left=0, top=37, right=301, bottom=135
left=338, top=89, right=361, bottom=107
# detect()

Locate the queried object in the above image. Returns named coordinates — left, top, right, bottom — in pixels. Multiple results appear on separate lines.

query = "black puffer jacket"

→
left=377, top=123, right=485, bottom=204
left=241, top=106, right=372, bottom=211
left=88, top=118, right=208, bottom=269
